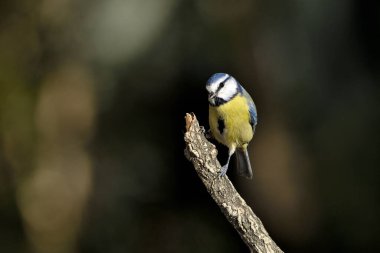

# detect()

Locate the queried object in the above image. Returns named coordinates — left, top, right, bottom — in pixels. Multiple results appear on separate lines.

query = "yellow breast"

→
left=209, top=95, right=253, bottom=148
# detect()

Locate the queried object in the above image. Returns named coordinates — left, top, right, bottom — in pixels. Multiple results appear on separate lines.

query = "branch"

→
left=184, top=113, right=283, bottom=253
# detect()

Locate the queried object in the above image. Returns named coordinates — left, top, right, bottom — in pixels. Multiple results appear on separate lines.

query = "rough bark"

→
left=184, top=113, right=283, bottom=253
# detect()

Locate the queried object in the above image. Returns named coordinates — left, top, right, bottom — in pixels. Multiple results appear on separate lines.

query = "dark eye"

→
left=219, top=82, right=225, bottom=88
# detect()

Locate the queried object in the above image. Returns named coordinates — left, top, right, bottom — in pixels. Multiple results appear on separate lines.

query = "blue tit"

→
left=206, top=73, right=257, bottom=179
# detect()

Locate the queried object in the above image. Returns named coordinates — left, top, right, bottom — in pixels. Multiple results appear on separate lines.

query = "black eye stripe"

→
left=217, top=76, right=231, bottom=91
left=213, top=75, right=230, bottom=94
left=216, top=82, right=225, bottom=93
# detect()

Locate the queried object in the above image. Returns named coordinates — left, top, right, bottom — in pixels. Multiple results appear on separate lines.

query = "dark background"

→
left=0, top=0, right=379, bottom=252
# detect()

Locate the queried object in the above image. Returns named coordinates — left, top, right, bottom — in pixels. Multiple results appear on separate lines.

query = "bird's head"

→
left=206, top=73, right=240, bottom=106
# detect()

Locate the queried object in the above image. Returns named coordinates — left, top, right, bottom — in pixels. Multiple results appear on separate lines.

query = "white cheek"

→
left=219, top=85, right=236, bottom=100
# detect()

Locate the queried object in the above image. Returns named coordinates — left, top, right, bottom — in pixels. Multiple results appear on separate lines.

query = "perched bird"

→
left=206, top=73, right=257, bottom=179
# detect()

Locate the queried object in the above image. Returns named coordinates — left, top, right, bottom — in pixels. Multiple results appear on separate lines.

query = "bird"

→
left=206, top=73, right=257, bottom=179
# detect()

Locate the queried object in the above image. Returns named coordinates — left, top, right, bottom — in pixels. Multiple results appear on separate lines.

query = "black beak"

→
left=208, top=92, right=216, bottom=99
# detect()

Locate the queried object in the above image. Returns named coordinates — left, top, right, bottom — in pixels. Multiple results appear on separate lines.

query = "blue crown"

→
left=206, top=73, right=229, bottom=86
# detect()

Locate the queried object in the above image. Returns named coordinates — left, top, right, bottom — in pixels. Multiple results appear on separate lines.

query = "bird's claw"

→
left=205, top=129, right=213, bottom=139
left=219, top=165, right=228, bottom=177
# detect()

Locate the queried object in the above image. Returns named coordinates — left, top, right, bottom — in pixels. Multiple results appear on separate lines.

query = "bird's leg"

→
left=219, top=146, right=236, bottom=177
left=219, top=156, right=231, bottom=177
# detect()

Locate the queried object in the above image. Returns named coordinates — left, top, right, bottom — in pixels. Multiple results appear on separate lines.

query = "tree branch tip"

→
left=185, top=113, right=195, bottom=131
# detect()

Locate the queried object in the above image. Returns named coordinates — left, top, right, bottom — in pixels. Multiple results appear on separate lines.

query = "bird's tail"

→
left=235, top=148, right=253, bottom=179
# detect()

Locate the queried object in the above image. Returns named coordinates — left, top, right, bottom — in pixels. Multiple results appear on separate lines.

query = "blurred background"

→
left=0, top=0, right=379, bottom=252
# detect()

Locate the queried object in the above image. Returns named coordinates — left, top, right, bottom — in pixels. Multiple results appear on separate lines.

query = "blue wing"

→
left=249, top=101, right=257, bottom=129
left=241, top=86, right=258, bottom=131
